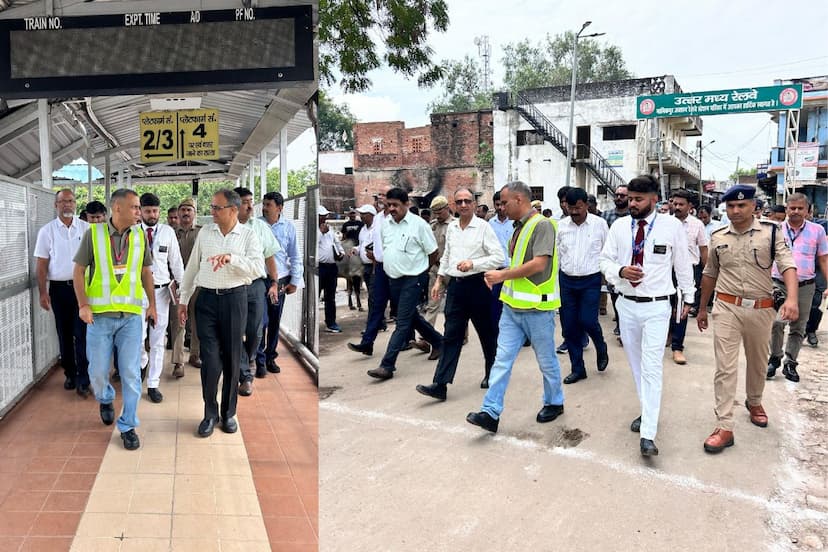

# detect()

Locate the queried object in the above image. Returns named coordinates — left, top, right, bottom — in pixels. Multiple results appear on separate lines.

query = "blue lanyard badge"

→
left=630, top=214, right=657, bottom=258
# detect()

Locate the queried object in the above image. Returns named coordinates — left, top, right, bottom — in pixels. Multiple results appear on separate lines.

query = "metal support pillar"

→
left=249, top=158, right=255, bottom=193
left=783, top=109, right=800, bottom=201
left=260, top=150, right=268, bottom=198
left=104, top=154, right=111, bottom=205
left=37, top=99, right=52, bottom=189
left=86, top=147, right=93, bottom=201
left=279, top=127, right=288, bottom=197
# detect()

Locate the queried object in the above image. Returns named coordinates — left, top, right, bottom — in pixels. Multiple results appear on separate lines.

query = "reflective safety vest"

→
left=85, top=223, right=146, bottom=315
left=500, top=214, right=560, bottom=311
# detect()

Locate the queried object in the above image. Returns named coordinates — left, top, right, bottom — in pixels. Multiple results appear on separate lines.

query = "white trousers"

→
left=616, top=296, right=671, bottom=440
left=141, top=286, right=171, bottom=389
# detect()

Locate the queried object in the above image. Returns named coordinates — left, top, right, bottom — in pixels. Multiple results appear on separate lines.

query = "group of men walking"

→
left=337, top=177, right=827, bottom=458
left=35, top=187, right=303, bottom=449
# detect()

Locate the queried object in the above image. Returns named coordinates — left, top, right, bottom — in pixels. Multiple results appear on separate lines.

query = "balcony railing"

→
left=647, top=139, right=701, bottom=178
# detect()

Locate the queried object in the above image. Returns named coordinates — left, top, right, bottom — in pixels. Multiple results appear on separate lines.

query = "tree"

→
left=319, top=0, right=449, bottom=93
left=428, top=56, right=492, bottom=114
left=730, top=167, right=757, bottom=181
left=502, top=32, right=633, bottom=92
left=319, top=89, right=357, bottom=151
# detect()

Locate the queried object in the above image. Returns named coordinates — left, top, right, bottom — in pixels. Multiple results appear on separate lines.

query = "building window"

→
left=372, top=138, right=383, bottom=154
left=344, top=167, right=354, bottom=175
left=517, top=130, right=544, bottom=146
left=411, top=136, right=424, bottom=153
left=602, top=125, right=637, bottom=141
left=530, top=187, right=544, bottom=202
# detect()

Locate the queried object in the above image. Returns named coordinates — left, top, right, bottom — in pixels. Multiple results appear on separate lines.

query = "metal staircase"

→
left=513, top=91, right=627, bottom=193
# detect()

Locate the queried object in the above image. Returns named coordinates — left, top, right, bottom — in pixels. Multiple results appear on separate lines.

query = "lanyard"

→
left=111, top=230, right=129, bottom=264
left=630, top=214, right=657, bottom=258
left=785, top=222, right=804, bottom=246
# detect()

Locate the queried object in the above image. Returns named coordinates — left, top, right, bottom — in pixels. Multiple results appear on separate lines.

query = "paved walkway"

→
left=320, top=296, right=828, bottom=551
left=0, top=344, right=317, bottom=552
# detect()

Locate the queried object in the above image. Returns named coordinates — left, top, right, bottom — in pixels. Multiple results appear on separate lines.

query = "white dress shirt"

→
left=372, top=211, right=387, bottom=263
left=599, top=211, right=695, bottom=300
left=675, top=214, right=708, bottom=265
left=34, top=217, right=90, bottom=280
left=141, top=222, right=184, bottom=286
left=556, top=213, right=609, bottom=276
left=438, top=216, right=505, bottom=278
left=180, top=221, right=264, bottom=304
left=318, top=228, right=344, bottom=264
left=357, top=223, right=374, bottom=264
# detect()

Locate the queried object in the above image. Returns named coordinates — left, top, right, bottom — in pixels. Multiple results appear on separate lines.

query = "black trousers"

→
left=433, top=274, right=497, bottom=384
left=240, top=278, right=266, bottom=383
left=196, top=285, right=247, bottom=421
left=49, top=280, right=89, bottom=385
left=380, top=274, right=442, bottom=371
left=319, top=262, right=338, bottom=327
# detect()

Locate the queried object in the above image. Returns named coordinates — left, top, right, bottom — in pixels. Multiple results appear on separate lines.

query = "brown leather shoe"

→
left=188, top=356, right=202, bottom=368
left=172, top=364, right=185, bottom=378
left=427, top=347, right=441, bottom=361
left=744, top=400, right=768, bottom=427
left=672, top=350, right=687, bottom=365
left=703, top=428, right=734, bottom=453
left=367, top=367, right=394, bottom=380
left=410, top=340, right=430, bottom=353
left=239, top=381, right=253, bottom=396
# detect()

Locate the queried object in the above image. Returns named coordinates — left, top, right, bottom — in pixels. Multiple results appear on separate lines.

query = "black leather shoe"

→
left=640, top=438, right=659, bottom=457
left=120, top=429, right=140, bottom=451
left=415, top=383, right=447, bottom=401
left=100, top=403, right=115, bottom=426
left=238, top=381, right=253, bottom=396
left=480, top=376, right=489, bottom=389
left=556, top=342, right=569, bottom=354
left=366, top=367, right=393, bottom=380
left=76, top=384, right=90, bottom=399
left=255, top=363, right=267, bottom=378
left=266, top=360, right=281, bottom=373
left=348, top=342, right=373, bottom=356
left=64, top=377, right=76, bottom=390
left=140, top=364, right=147, bottom=382
left=782, top=361, right=800, bottom=383
left=630, top=416, right=641, bottom=433
left=466, top=411, right=498, bottom=433
left=563, top=372, right=587, bottom=384
left=536, top=404, right=564, bottom=423
left=767, top=355, right=781, bottom=379
left=221, top=417, right=238, bottom=433
left=597, top=347, right=609, bottom=372
left=197, top=417, right=217, bottom=437
left=147, top=388, right=163, bottom=403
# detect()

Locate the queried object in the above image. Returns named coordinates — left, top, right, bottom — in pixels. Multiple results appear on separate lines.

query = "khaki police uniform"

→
left=703, top=218, right=796, bottom=430
left=423, top=216, right=451, bottom=326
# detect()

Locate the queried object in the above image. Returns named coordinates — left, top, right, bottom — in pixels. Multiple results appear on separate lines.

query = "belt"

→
left=621, top=293, right=670, bottom=303
left=154, top=282, right=170, bottom=289
left=560, top=271, right=601, bottom=280
left=448, top=273, right=485, bottom=284
left=52, top=280, right=74, bottom=285
left=773, top=277, right=815, bottom=287
left=200, top=285, right=246, bottom=295
left=716, top=292, right=774, bottom=309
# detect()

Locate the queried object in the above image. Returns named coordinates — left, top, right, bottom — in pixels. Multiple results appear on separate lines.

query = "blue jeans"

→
left=257, top=276, right=289, bottom=365
left=86, top=313, right=143, bottom=433
left=482, top=306, right=564, bottom=419
left=380, top=274, right=442, bottom=371
left=559, top=272, right=606, bottom=377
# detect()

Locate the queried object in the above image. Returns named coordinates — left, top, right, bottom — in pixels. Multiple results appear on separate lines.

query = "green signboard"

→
left=636, top=84, right=803, bottom=119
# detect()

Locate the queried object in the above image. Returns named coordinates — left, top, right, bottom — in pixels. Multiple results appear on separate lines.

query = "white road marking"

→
left=321, top=400, right=828, bottom=523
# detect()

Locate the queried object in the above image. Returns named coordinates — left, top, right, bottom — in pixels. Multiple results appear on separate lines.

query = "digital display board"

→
left=0, top=6, right=314, bottom=98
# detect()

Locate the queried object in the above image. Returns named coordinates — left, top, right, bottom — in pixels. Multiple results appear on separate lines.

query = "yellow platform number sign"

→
left=139, top=109, right=219, bottom=163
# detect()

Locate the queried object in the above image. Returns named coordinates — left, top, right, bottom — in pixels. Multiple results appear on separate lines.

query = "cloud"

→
left=332, top=94, right=404, bottom=123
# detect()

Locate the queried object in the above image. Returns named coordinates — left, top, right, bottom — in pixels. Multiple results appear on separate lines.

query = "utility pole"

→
left=474, top=36, right=491, bottom=92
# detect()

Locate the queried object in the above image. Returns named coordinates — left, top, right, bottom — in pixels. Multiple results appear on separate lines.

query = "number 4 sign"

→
left=139, top=108, right=219, bottom=163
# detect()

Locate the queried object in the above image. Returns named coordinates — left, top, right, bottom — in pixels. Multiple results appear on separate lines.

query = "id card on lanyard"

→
left=111, top=231, right=129, bottom=276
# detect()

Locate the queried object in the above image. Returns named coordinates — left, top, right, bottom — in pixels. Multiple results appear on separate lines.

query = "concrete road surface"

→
left=319, top=296, right=828, bottom=551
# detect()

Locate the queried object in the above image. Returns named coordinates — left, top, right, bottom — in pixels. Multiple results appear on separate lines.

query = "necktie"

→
left=631, top=219, right=647, bottom=287
left=146, top=227, right=154, bottom=249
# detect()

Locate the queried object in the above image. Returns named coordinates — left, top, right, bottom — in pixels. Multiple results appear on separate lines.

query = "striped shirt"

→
left=179, top=221, right=264, bottom=304
left=772, top=220, right=828, bottom=281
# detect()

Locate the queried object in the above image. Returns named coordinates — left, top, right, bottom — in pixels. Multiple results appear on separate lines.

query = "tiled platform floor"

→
left=0, top=345, right=317, bottom=552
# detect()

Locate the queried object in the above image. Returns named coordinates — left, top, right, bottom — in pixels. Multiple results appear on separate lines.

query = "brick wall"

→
left=319, top=172, right=355, bottom=216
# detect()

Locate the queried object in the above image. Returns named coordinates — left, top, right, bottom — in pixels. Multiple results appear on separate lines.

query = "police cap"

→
left=721, top=184, right=756, bottom=203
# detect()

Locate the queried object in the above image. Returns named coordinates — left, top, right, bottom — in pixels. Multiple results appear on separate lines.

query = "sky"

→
left=327, top=0, right=828, bottom=181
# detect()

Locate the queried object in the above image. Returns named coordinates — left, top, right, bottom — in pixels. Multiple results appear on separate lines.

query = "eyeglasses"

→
left=455, top=199, right=473, bottom=205
left=209, top=204, right=232, bottom=211
left=615, top=194, right=628, bottom=198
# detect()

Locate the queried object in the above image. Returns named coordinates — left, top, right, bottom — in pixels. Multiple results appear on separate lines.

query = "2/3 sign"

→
left=138, top=109, right=219, bottom=163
